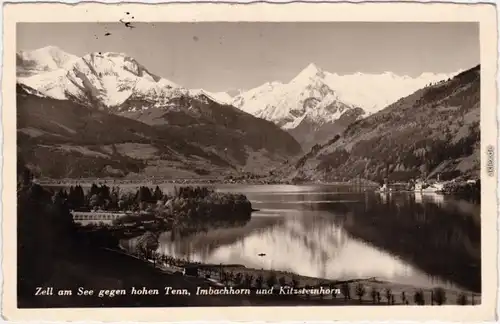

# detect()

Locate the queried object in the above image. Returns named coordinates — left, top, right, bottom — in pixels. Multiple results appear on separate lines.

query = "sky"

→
left=17, top=22, right=479, bottom=92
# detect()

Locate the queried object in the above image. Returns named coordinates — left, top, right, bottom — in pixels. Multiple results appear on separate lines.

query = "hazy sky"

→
left=17, top=22, right=479, bottom=92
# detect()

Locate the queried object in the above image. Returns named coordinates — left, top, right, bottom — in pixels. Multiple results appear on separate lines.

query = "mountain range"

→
left=17, top=46, right=476, bottom=181
left=231, top=63, right=461, bottom=149
left=16, top=46, right=302, bottom=179
left=18, top=47, right=461, bottom=151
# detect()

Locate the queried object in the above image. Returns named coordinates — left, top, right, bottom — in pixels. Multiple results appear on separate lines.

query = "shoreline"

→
left=34, top=178, right=478, bottom=196
left=33, top=177, right=379, bottom=187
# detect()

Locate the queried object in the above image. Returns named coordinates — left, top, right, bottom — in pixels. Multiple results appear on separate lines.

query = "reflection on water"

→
left=414, top=193, right=444, bottom=206
left=158, top=211, right=458, bottom=290
left=76, top=220, right=113, bottom=226
left=152, top=185, right=480, bottom=292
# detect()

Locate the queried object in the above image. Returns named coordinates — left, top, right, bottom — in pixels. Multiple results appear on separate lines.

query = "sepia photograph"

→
left=3, top=2, right=498, bottom=322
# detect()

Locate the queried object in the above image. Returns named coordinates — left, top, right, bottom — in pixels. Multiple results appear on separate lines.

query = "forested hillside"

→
left=17, top=84, right=236, bottom=178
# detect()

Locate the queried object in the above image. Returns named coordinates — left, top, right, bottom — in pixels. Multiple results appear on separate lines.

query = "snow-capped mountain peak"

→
left=17, top=49, right=188, bottom=108
left=17, top=46, right=79, bottom=76
left=232, top=62, right=360, bottom=131
left=291, top=63, right=326, bottom=84
left=189, top=89, right=233, bottom=105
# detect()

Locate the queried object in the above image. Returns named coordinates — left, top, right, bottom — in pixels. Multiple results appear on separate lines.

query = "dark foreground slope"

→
left=16, top=161, right=252, bottom=308
left=292, top=65, right=480, bottom=182
left=17, top=84, right=302, bottom=179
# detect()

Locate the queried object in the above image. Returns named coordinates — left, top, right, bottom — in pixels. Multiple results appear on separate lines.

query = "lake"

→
left=152, top=184, right=481, bottom=293
left=59, top=182, right=480, bottom=292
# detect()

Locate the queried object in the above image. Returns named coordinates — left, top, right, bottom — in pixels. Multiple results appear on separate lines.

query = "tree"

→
left=233, top=273, right=243, bottom=286
left=266, top=273, right=277, bottom=289
left=89, top=194, right=100, bottom=209
left=432, top=287, right=446, bottom=305
left=221, top=272, right=229, bottom=284
left=98, top=185, right=111, bottom=205
left=244, top=274, right=254, bottom=288
left=109, top=190, right=119, bottom=210
left=74, top=185, right=85, bottom=208
left=340, top=283, right=351, bottom=301
left=414, top=289, right=425, bottom=305
left=227, top=271, right=235, bottom=283
left=385, top=288, right=392, bottom=304
left=153, top=186, right=164, bottom=201
left=89, top=183, right=100, bottom=197
left=370, top=288, right=378, bottom=304
left=330, top=283, right=338, bottom=299
left=151, top=251, right=161, bottom=268
left=355, top=283, right=366, bottom=303
left=304, top=285, right=311, bottom=299
left=255, top=274, right=264, bottom=289
left=278, top=276, right=287, bottom=287
left=135, top=231, right=159, bottom=260
left=136, top=186, right=153, bottom=203
left=401, top=291, right=408, bottom=305
left=457, top=293, right=467, bottom=305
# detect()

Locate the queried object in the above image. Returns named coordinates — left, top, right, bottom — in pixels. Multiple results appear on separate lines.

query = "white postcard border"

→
left=2, top=2, right=498, bottom=321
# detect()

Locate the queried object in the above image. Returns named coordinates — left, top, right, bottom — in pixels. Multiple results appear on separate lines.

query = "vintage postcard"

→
left=2, top=1, right=498, bottom=322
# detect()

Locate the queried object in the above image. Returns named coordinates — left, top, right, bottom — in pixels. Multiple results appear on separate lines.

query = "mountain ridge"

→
left=233, top=63, right=462, bottom=117
left=231, top=63, right=461, bottom=150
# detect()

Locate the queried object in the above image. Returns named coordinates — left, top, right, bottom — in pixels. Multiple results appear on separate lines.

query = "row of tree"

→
left=208, top=270, right=474, bottom=305
left=60, top=184, right=165, bottom=211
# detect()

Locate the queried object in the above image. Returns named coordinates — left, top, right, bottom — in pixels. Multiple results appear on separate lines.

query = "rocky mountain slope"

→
left=232, top=64, right=366, bottom=150
left=191, top=89, right=233, bottom=104
left=291, top=65, right=480, bottom=183
left=16, top=47, right=302, bottom=178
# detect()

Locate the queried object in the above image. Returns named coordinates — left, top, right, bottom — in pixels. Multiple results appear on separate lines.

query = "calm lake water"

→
left=152, top=184, right=481, bottom=292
